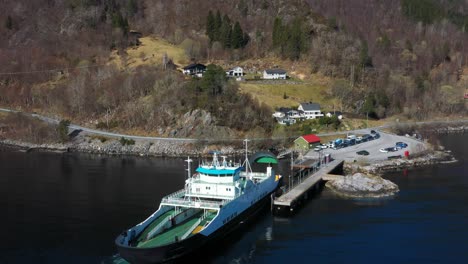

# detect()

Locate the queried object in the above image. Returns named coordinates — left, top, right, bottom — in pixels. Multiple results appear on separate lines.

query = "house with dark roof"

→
left=294, top=134, right=321, bottom=151
left=263, top=69, right=287, bottom=80
left=182, top=63, right=206, bottom=77
left=298, top=102, right=323, bottom=119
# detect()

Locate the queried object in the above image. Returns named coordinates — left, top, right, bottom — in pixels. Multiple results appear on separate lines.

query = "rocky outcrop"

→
left=346, top=150, right=456, bottom=174
left=326, top=173, right=399, bottom=198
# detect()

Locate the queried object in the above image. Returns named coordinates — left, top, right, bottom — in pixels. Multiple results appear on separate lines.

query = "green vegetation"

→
left=206, top=10, right=249, bottom=49
left=319, top=116, right=341, bottom=130
left=401, top=0, right=444, bottom=24
left=186, top=65, right=273, bottom=131
left=5, top=15, right=12, bottom=30
left=58, top=120, right=70, bottom=142
left=401, top=0, right=468, bottom=30
left=359, top=40, right=373, bottom=68
left=272, top=17, right=309, bottom=60
left=120, top=137, right=135, bottom=146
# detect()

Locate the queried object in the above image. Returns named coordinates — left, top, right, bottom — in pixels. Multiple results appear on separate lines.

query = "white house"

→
left=263, top=69, right=287, bottom=80
left=298, top=102, right=323, bottom=119
left=326, top=111, right=343, bottom=120
left=226, top=66, right=244, bottom=77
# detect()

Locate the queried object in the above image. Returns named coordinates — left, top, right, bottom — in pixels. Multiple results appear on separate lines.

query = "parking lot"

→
left=304, top=129, right=427, bottom=163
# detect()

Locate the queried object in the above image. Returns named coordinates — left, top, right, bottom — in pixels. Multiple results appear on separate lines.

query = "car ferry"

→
left=115, top=140, right=281, bottom=263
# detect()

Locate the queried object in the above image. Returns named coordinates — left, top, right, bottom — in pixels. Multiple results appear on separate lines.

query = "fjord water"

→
left=0, top=134, right=467, bottom=264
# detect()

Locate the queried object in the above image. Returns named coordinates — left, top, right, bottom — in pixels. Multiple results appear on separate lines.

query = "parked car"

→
left=356, top=150, right=370, bottom=156
left=332, top=143, right=342, bottom=150
left=362, top=134, right=372, bottom=141
left=320, top=144, right=328, bottom=149
left=313, top=146, right=322, bottom=152
left=370, top=130, right=377, bottom=134
left=347, top=134, right=356, bottom=140
left=396, top=142, right=408, bottom=149
left=380, top=147, right=396, bottom=153
left=356, top=136, right=363, bottom=143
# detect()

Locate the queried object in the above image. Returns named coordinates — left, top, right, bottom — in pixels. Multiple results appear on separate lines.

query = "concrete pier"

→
left=273, top=159, right=344, bottom=215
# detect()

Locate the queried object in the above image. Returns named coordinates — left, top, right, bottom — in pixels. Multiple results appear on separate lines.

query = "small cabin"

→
left=294, top=134, right=321, bottom=151
left=182, top=63, right=206, bottom=77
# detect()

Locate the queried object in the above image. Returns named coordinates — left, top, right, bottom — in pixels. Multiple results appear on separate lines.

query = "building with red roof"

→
left=294, top=134, right=321, bottom=152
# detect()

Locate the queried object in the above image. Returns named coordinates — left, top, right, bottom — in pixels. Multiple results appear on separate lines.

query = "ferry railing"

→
left=161, top=197, right=231, bottom=209
left=161, top=189, right=185, bottom=201
left=181, top=218, right=202, bottom=240
left=146, top=214, right=174, bottom=240
left=240, top=172, right=267, bottom=178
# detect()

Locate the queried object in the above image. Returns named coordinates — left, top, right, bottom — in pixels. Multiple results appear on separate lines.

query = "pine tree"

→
left=206, top=10, right=215, bottom=42
left=127, top=0, right=137, bottom=16
left=232, top=21, right=244, bottom=49
left=242, top=32, right=250, bottom=48
left=238, top=0, right=248, bottom=16
left=272, top=17, right=282, bottom=48
left=285, top=19, right=303, bottom=60
left=5, top=15, right=12, bottom=30
left=220, top=15, right=232, bottom=48
left=214, top=10, right=222, bottom=41
left=360, top=40, right=373, bottom=68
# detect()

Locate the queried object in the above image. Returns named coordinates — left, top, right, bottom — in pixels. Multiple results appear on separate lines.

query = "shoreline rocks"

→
left=326, top=173, right=399, bottom=198
left=0, top=137, right=245, bottom=158
left=346, top=150, right=456, bottom=174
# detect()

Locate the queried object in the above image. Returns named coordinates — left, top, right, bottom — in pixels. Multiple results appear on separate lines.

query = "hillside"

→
left=0, top=0, right=467, bottom=141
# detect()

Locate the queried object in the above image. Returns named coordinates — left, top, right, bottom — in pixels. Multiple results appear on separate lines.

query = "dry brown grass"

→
left=239, top=81, right=338, bottom=110
left=109, top=36, right=188, bottom=70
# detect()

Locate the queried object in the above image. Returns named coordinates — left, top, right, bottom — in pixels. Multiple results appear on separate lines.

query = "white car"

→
left=379, top=148, right=389, bottom=153
left=320, top=144, right=328, bottom=149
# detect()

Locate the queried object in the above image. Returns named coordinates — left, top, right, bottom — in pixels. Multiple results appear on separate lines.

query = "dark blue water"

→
left=0, top=134, right=467, bottom=263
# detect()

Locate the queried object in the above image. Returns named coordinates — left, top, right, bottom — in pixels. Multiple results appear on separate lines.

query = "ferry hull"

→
left=115, top=189, right=276, bottom=264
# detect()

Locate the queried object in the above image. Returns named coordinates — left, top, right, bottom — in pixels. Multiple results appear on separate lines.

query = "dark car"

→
left=386, top=147, right=397, bottom=152
left=396, top=142, right=408, bottom=149
left=362, top=134, right=372, bottom=142
left=370, top=130, right=377, bottom=134
left=388, top=155, right=402, bottom=160
left=372, top=133, right=380, bottom=139
left=356, top=150, right=370, bottom=156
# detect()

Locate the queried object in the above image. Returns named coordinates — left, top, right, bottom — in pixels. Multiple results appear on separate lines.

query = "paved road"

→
left=304, top=129, right=426, bottom=162
left=0, top=107, right=198, bottom=142
left=1, top=107, right=467, bottom=144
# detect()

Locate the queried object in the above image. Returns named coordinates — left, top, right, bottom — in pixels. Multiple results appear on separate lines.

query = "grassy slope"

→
left=109, top=36, right=189, bottom=70
left=239, top=81, right=337, bottom=110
